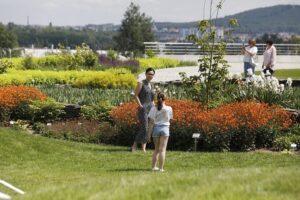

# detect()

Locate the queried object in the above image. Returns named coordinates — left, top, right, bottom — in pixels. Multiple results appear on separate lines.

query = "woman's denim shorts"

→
left=152, top=124, right=170, bottom=137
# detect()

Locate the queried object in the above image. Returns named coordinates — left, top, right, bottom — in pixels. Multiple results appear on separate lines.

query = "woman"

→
left=148, top=93, right=173, bottom=172
left=131, top=68, right=155, bottom=152
left=242, top=39, right=258, bottom=77
left=262, top=39, right=277, bottom=75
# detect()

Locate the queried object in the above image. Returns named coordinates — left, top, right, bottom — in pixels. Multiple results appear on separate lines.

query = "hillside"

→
left=155, top=5, right=300, bottom=33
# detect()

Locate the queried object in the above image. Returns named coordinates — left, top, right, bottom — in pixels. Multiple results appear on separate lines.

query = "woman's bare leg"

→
left=152, top=137, right=160, bottom=169
left=158, top=136, right=169, bottom=170
left=131, top=142, right=137, bottom=152
left=142, top=143, right=147, bottom=152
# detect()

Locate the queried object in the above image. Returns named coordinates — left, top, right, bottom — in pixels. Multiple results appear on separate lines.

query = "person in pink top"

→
left=262, top=39, right=277, bottom=75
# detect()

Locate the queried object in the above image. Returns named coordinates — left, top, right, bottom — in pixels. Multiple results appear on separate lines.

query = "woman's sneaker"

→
left=152, top=167, right=159, bottom=171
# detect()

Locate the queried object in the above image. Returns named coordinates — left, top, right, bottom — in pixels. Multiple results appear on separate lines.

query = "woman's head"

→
left=266, top=39, right=273, bottom=47
left=156, top=92, right=166, bottom=111
left=248, top=39, right=256, bottom=47
left=145, top=68, right=155, bottom=81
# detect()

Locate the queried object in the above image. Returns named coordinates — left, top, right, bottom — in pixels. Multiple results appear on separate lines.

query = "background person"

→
left=131, top=68, right=155, bottom=152
left=241, top=39, right=258, bottom=77
left=148, top=92, right=173, bottom=172
left=262, top=39, right=277, bottom=75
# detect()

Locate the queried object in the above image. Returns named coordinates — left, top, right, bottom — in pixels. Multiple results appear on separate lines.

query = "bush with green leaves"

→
left=28, top=99, right=65, bottom=123
left=145, top=49, right=156, bottom=58
left=80, top=101, right=113, bottom=122
left=0, top=59, right=15, bottom=74
left=22, top=56, right=37, bottom=69
left=274, top=135, right=300, bottom=151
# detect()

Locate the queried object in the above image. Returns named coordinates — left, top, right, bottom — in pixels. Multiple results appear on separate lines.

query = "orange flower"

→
left=111, top=100, right=292, bottom=134
left=0, top=85, right=47, bottom=110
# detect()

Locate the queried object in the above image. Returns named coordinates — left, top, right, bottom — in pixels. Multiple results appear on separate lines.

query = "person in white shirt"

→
left=148, top=92, right=173, bottom=172
left=241, top=39, right=258, bottom=77
left=262, top=39, right=276, bottom=75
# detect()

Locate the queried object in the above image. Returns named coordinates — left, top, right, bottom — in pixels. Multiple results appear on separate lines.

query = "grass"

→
left=255, top=69, right=300, bottom=79
left=0, top=127, right=300, bottom=200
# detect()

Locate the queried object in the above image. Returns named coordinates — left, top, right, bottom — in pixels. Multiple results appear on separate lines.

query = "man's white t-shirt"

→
left=148, top=106, right=173, bottom=126
left=243, top=46, right=258, bottom=63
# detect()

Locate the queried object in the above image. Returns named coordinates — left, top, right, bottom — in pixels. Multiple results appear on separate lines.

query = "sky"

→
left=0, top=0, right=299, bottom=26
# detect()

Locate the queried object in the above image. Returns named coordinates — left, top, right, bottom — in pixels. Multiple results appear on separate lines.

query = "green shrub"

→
left=29, top=99, right=65, bottom=123
left=107, top=49, right=117, bottom=61
left=0, top=59, right=15, bottom=74
left=145, top=49, right=156, bottom=58
left=80, top=101, right=113, bottom=122
left=274, top=134, right=300, bottom=151
left=138, top=57, right=180, bottom=70
left=32, top=122, right=50, bottom=135
left=22, top=56, right=37, bottom=69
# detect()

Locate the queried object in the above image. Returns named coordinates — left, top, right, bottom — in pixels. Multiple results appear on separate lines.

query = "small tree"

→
left=181, top=0, right=238, bottom=108
left=0, top=23, right=18, bottom=57
left=114, top=2, right=154, bottom=58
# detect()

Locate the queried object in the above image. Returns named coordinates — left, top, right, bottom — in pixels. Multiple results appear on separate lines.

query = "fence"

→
left=144, top=42, right=300, bottom=55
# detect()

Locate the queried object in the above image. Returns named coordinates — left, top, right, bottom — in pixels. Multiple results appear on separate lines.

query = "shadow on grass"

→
left=108, top=168, right=150, bottom=172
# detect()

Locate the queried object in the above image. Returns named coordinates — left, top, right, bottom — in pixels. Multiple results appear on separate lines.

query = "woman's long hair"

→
left=157, top=92, right=165, bottom=111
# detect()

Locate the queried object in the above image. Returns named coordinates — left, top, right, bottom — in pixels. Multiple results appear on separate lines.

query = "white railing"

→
left=144, top=42, right=300, bottom=55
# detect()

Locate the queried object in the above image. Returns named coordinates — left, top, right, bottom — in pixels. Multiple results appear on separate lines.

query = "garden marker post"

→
left=291, top=143, right=297, bottom=152
left=192, top=133, right=201, bottom=152
left=0, top=180, right=25, bottom=195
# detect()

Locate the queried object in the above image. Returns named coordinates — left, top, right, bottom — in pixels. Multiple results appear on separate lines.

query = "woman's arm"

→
left=244, top=47, right=257, bottom=57
left=270, top=47, right=276, bottom=67
left=134, top=82, right=143, bottom=108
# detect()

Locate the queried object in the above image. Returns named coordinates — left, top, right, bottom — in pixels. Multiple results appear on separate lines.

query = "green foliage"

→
left=107, top=49, right=117, bottom=61
left=274, top=135, right=300, bottom=151
left=0, top=23, right=18, bottom=54
left=22, top=56, right=37, bottom=69
left=7, top=22, right=115, bottom=50
left=38, top=86, right=133, bottom=106
left=57, top=43, right=98, bottom=70
left=0, top=59, right=15, bottom=73
left=184, top=1, right=238, bottom=108
left=0, top=69, right=137, bottom=89
left=139, top=57, right=179, bottom=69
left=80, top=101, right=113, bottom=122
left=145, top=49, right=156, bottom=58
left=28, top=99, right=65, bottom=123
left=114, top=2, right=154, bottom=57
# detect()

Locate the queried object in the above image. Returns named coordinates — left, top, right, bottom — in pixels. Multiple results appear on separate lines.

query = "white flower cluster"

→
left=244, top=69, right=292, bottom=93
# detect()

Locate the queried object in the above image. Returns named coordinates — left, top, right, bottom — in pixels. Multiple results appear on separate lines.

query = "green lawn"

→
left=255, top=69, right=300, bottom=79
left=0, top=127, right=299, bottom=200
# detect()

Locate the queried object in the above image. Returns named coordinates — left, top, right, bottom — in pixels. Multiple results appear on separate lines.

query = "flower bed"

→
left=110, top=100, right=292, bottom=151
left=0, top=85, right=47, bottom=121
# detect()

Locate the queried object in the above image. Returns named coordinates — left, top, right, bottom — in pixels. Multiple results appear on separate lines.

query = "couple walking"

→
left=131, top=68, right=173, bottom=172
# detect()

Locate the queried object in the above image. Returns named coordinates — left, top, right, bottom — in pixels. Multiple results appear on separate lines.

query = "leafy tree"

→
left=114, top=2, right=154, bottom=57
left=0, top=23, right=18, bottom=57
left=182, top=0, right=238, bottom=108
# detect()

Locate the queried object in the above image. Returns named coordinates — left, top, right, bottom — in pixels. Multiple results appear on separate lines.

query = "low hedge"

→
left=0, top=68, right=136, bottom=89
